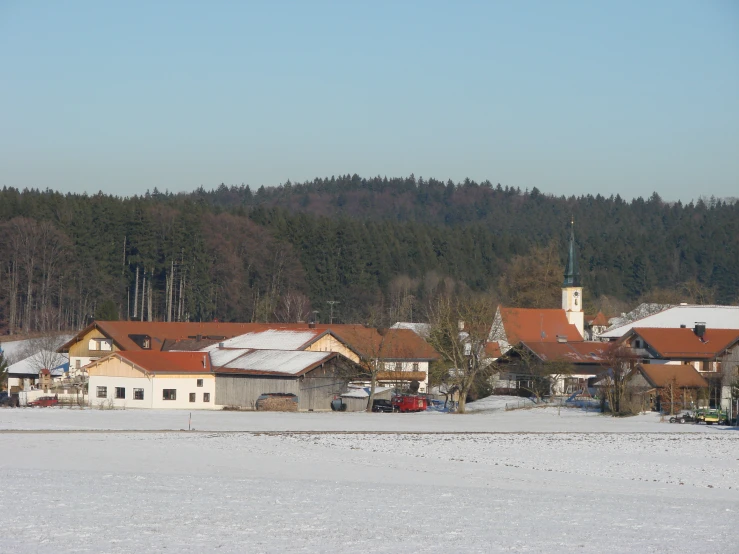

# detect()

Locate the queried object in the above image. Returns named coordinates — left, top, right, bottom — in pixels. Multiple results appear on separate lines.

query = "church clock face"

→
left=573, top=290, right=579, bottom=306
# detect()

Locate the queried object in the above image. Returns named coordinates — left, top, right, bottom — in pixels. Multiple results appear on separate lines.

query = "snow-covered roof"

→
left=208, top=348, right=250, bottom=367
left=390, top=322, right=431, bottom=338
left=213, top=349, right=334, bottom=375
left=6, top=351, right=68, bottom=376
left=600, top=305, right=739, bottom=339
left=208, top=329, right=321, bottom=351
left=341, top=386, right=393, bottom=398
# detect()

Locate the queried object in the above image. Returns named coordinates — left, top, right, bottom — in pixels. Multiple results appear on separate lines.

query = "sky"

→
left=1, top=1, right=737, bottom=201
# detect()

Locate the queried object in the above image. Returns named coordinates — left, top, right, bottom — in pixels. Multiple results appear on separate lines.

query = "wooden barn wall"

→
left=216, top=376, right=299, bottom=409
left=215, top=360, right=351, bottom=411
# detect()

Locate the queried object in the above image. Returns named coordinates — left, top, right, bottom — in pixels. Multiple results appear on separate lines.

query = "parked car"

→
left=27, top=396, right=59, bottom=408
left=668, top=411, right=696, bottom=424
left=372, top=399, right=397, bottom=413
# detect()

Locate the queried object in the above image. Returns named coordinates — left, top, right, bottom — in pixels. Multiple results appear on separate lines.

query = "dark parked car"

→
left=372, top=399, right=397, bottom=413
left=27, top=396, right=59, bottom=408
left=668, top=410, right=696, bottom=424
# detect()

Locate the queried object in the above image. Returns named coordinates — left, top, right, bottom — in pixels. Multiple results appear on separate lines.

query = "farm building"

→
left=87, top=351, right=217, bottom=410
left=340, top=386, right=393, bottom=412
left=212, top=349, right=362, bottom=411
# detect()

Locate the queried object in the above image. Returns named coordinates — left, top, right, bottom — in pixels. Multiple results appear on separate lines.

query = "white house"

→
left=86, top=351, right=217, bottom=410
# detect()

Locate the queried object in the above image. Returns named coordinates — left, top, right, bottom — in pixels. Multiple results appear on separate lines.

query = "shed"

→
left=213, top=349, right=362, bottom=411
left=340, top=386, right=393, bottom=412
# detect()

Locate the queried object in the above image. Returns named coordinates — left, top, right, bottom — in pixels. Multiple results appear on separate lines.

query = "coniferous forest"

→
left=1, top=174, right=737, bottom=334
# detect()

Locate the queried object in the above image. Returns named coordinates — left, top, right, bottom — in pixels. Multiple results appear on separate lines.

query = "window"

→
left=162, top=389, right=177, bottom=401
left=196, top=379, right=204, bottom=387
left=75, top=359, right=81, bottom=369
left=96, top=386, right=107, bottom=398
left=100, top=340, right=112, bottom=351
left=203, top=393, right=210, bottom=402
left=412, top=362, right=419, bottom=371
left=394, top=362, right=402, bottom=371
left=133, top=388, right=144, bottom=400
left=115, top=387, right=125, bottom=399
left=189, top=393, right=196, bottom=402
left=89, top=339, right=99, bottom=351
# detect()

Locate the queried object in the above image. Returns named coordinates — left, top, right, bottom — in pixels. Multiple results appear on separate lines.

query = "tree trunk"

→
left=133, top=266, right=139, bottom=319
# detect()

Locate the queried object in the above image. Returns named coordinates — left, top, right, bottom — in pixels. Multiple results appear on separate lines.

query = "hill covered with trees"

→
left=1, top=175, right=737, bottom=334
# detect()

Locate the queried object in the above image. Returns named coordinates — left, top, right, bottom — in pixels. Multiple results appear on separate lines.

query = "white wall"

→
left=89, top=375, right=153, bottom=409
left=88, top=375, right=220, bottom=410
left=151, top=377, right=217, bottom=410
left=379, top=360, right=429, bottom=392
left=89, top=375, right=217, bottom=410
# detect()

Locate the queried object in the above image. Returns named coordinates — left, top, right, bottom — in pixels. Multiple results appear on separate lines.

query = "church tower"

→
left=562, top=219, right=584, bottom=337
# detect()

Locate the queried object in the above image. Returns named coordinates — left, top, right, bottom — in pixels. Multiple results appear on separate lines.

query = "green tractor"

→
left=694, top=407, right=729, bottom=425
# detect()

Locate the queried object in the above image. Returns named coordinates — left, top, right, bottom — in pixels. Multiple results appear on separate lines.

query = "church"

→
left=490, top=221, right=587, bottom=353
left=489, top=222, right=610, bottom=396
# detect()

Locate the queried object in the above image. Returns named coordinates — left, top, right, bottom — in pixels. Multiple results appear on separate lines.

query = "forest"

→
left=1, top=174, right=737, bottom=335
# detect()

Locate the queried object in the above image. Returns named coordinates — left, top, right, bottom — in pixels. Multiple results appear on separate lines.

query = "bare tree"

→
left=597, top=345, right=638, bottom=416
left=17, top=335, right=69, bottom=374
left=274, top=290, right=311, bottom=323
left=498, top=242, right=562, bottom=309
left=427, top=294, right=497, bottom=413
left=509, top=346, right=574, bottom=402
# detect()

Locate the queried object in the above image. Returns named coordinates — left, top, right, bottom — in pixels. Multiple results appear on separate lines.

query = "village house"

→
left=625, top=363, right=708, bottom=414
left=599, top=304, right=739, bottom=341
left=87, top=351, right=216, bottom=409
left=584, top=312, right=609, bottom=341
left=498, top=341, right=611, bottom=397
left=617, top=325, right=739, bottom=410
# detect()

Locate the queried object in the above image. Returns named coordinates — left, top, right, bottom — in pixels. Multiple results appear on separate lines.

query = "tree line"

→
left=1, top=177, right=737, bottom=334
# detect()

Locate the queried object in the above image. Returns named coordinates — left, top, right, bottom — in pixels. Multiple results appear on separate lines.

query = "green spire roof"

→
left=563, top=219, right=581, bottom=287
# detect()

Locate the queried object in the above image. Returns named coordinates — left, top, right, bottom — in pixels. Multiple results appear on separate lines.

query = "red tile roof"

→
left=521, top=341, right=611, bottom=364
left=499, top=308, right=583, bottom=345
left=114, top=351, right=212, bottom=373
left=630, top=327, right=739, bottom=359
left=61, top=321, right=439, bottom=361
left=585, top=311, right=609, bottom=326
left=330, top=326, right=439, bottom=361
left=635, top=363, right=708, bottom=389
left=484, top=342, right=502, bottom=359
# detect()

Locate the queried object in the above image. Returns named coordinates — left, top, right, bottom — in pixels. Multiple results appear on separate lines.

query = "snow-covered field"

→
left=1, top=406, right=737, bottom=553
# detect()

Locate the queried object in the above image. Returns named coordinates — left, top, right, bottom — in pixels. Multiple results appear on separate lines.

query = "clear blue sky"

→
left=1, top=1, right=737, bottom=200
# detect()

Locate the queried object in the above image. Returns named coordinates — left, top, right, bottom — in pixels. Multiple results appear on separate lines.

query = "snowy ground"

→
left=1, top=406, right=738, bottom=553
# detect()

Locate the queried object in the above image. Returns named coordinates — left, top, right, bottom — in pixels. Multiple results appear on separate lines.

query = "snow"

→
left=601, top=304, right=739, bottom=338
left=218, top=349, right=331, bottom=374
left=0, top=335, right=72, bottom=364
left=207, top=348, right=250, bottom=367
left=0, top=408, right=737, bottom=553
left=341, top=386, right=393, bottom=398
left=6, top=350, right=68, bottom=376
left=0, top=404, right=733, bottom=433
left=213, top=330, right=319, bottom=350
left=465, top=394, right=536, bottom=412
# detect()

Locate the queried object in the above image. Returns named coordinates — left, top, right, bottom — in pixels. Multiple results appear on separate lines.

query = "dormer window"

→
left=128, top=334, right=152, bottom=350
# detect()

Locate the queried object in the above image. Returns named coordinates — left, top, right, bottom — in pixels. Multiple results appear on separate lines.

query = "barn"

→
left=212, top=349, right=362, bottom=411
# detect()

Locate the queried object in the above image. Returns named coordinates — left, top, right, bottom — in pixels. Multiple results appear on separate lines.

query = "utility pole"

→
left=326, top=301, right=339, bottom=325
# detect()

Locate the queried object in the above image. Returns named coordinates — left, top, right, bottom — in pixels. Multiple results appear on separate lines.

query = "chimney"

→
left=680, top=324, right=686, bottom=328
left=309, top=322, right=316, bottom=329
left=693, top=322, right=706, bottom=339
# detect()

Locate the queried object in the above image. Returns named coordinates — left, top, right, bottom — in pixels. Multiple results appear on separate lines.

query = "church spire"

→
left=563, top=217, right=580, bottom=287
